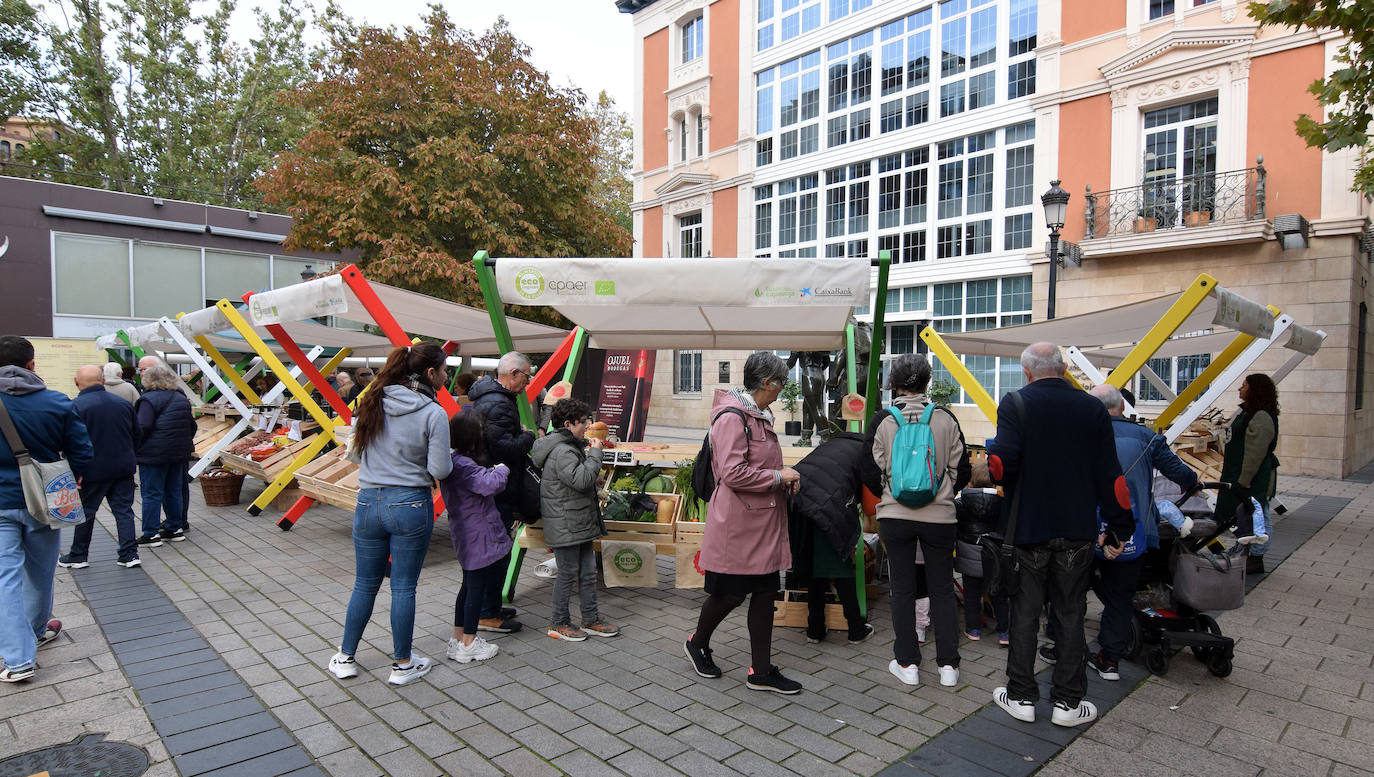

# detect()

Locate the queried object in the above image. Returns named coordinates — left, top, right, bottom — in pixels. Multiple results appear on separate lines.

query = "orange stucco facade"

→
left=1058, top=93, right=1114, bottom=241
left=708, top=0, right=739, bottom=153
left=642, top=205, right=663, bottom=257
left=1062, top=0, right=1125, bottom=45
left=642, top=28, right=669, bottom=171
left=712, top=188, right=737, bottom=256
left=1247, top=45, right=1325, bottom=219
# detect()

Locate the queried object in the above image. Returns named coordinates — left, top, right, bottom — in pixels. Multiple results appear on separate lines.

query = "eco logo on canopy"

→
left=249, top=297, right=279, bottom=323
left=595, top=280, right=616, bottom=296
left=613, top=548, right=644, bottom=574
left=514, top=267, right=545, bottom=300
left=754, top=286, right=793, bottom=299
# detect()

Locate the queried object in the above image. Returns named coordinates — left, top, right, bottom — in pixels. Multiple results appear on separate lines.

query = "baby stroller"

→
left=1125, top=480, right=1245, bottom=679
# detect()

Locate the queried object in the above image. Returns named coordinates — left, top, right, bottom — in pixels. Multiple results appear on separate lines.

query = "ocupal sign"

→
left=496, top=258, right=869, bottom=308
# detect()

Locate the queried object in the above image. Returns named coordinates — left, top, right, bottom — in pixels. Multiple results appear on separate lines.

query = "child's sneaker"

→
left=1038, top=644, right=1058, bottom=664
left=548, top=623, right=587, bottom=642
left=447, top=636, right=499, bottom=663
left=582, top=620, right=620, bottom=638
left=388, top=656, right=432, bottom=685
left=328, top=652, right=359, bottom=679
left=965, top=628, right=982, bottom=641
left=1088, top=652, right=1120, bottom=681
left=998, top=632, right=1010, bottom=646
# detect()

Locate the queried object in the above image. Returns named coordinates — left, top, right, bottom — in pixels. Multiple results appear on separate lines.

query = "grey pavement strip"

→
left=875, top=493, right=1352, bottom=777
left=69, top=523, right=319, bottom=777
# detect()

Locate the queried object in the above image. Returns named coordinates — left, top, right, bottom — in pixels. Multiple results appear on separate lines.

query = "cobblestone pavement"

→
left=2, top=471, right=1370, bottom=777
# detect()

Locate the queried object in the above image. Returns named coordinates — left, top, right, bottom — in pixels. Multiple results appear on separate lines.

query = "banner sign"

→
left=494, top=258, right=869, bottom=308
left=1211, top=287, right=1273, bottom=339
left=244, top=275, right=349, bottom=326
left=594, top=349, right=655, bottom=442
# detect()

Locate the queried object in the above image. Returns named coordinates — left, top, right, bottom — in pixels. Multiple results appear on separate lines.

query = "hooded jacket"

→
left=440, top=454, right=511, bottom=570
left=356, top=385, right=453, bottom=489
left=469, top=376, right=535, bottom=508
left=103, top=375, right=140, bottom=405
left=134, top=389, right=197, bottom=465
left=530, top=428, right=605, bottom=548
left=788, top=431, right=866, bottom=579
left=0, top=366, right=94, bottom=510
left=698, top=388, right=791, bottom=575
left=74, top=385, right=138, bottom=482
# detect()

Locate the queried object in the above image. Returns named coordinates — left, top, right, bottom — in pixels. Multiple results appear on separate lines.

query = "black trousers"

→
left=806, top=576, right=864, bottom=637
left=1005, top=539, right=1093, bottom=706
left=879, top=519, right=960, bottom=668
left=70, top=475, right=139, bottom=562
left=1092, top=556, right=1144, bottom=663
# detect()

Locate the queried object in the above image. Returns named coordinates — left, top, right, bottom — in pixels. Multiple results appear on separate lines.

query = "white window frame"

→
left=674, top=349, right=704, bottom=394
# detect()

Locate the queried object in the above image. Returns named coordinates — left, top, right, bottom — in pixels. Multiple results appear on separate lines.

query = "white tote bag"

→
left=0, top=397, right=85, bottom=527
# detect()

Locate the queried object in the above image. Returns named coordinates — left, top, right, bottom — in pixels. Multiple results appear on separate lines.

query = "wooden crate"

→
left=519, top=517, right=677, bottom=553
left=219, top=433, right=319, bottom=483
left=270, top=488, right=306, bottom=510
left=192, top=415, right=240, bottom=459
left=294, top=449, right=360, bottom=511
left=772, top=590, right=849, bottom=629
left=674, top=518, right=705, bottom=543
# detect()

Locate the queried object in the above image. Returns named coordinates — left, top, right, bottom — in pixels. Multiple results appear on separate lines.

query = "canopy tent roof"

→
left=96, top=312, right=399, bottom=357
left=932, top=284, right=1294, bottom=361
left=490, top=257, right=871, bottom=350
left=242, top=274, right=569, bottom=354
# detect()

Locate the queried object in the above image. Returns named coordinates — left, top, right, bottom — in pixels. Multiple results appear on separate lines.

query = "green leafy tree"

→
left=256, top=9, right=632, bottom=319
left=0, top=0, right=45, bottom=119
left=588, top=90, right=634, bottom=236
left=1248, top=1, right=1374, bottom=195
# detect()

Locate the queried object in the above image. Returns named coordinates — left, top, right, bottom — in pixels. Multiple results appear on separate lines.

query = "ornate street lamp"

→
left=1041, top=179, right=1070, bottom=320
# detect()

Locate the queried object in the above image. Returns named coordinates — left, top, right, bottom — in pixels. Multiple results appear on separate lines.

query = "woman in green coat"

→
left=1214, top=373, right=1279, bottom=574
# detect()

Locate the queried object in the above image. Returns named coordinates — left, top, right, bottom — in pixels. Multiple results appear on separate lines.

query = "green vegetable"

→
left=611, top=476, right=639, bottom=492
left=642, top=475, right=673, bottom=493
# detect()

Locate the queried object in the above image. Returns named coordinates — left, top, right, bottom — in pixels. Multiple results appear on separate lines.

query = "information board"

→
left=29, top=338, right=107, bottom=398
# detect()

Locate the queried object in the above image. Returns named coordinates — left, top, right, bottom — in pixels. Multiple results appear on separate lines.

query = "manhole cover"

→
left=0, top=733, right=148, bottom=777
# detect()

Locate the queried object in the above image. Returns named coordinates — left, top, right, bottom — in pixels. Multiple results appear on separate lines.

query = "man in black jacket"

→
left=59, top=365, right=141, bottom=569
left=988, top=342, right=1132, bottom=728
left=467, top=352, right=536, bottom=633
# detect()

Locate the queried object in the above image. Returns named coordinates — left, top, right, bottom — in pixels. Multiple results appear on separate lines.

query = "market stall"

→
left=473, top=253, right=886, bottom=607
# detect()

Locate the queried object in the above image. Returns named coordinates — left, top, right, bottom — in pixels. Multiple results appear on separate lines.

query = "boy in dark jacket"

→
left=60, top=365, right=141, bottom=568
left=530, top=398, right=618, bottom=642
left=788, top=432, right=873, bottom=644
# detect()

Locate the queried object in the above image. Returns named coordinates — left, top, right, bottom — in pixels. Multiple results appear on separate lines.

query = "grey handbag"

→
left=0, top=397, right=85, bottom=527
left=1171, top=547, right=1245, bottom=611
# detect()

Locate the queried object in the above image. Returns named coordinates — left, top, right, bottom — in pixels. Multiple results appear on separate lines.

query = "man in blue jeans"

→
left=59, top=365, right=142, bottom=569
left=987, top=342, right=1133, bottom=727
left=0, top=336, right=94, bottom=682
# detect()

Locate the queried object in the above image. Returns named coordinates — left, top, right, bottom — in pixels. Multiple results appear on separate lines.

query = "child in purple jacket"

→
left=440, top=411, right=510, bottom=664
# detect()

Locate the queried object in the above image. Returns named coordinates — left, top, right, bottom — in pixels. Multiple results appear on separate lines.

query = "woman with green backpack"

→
left=866, top=353, right=970, bottom=688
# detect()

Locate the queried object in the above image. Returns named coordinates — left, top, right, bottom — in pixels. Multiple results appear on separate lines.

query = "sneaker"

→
left=57, top=555, right=88, bottom=569
left=36, top=620, right=61, bottom=649
left=888, top=659, right=920, bottom=686
left=116, top=557, right=142, bottom=568
left=746, top=665, right=802, bottom=695
left=939, top=665, right=960, bottom=687
left=548, top=623, right=587, bottom=642
left=478, top=616, right=523, bottom=633
left=582, top=620, right=620, bottom=638
left=684, top=636, right=722, bottom=679
left=847, top=623, right=875, bottom=644
left=137, top=535, right=163, bottom=548
left=328, top=652, right=359, bottom=680
left=447, top=636, right=499, bottom=663
left=500, top=606, right=518, bottom=619
left=1089, top=652, right=1120, bottom=681
left=993, top=687, right=1036, bottom=723
left=1038, top=644, right=1058, bottom=664
left=1051, top=699, right=1098, bottom=728
left=805, top=630, right=825, bottom=644
left=965, top=628, right=982, bottom=641
left=0, top=664, right=35, bottom=683
left=388, top=656, right=432, bottom=686
left=998, top=632, right=1010, bottom=646
left=159, top=528, right=186, bottom=542
left=916, top=627, right=928, bottom=644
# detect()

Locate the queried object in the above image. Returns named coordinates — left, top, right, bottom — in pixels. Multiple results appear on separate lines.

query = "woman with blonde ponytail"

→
left=328, top=343, right=452, bottom=686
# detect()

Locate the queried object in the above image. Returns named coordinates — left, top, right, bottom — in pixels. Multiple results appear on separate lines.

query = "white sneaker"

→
left=388, top=656, right=432, bottom=686
left=447, top=637, right=499, bottom=663
left=993, top=687, right=1035, bottom=723
left=328, top=652, right=358, bottom=680
left=1051, top=699, right=1098, bottom=727
left=888, top=659, right=920, bottom=686
left=533, top=558, right=558, bottom=579
left=916, top=628, right=928, bottom=644
left=939, top=665, right=960, bottom=687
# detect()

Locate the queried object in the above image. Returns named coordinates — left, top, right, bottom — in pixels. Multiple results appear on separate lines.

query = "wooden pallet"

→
left=219, top=433, right=319, bottom=483
left=192, top=415, right=241, bottom=459
left=1175, top=447, right=1225, bottom=482
left=294, top=449, right=360, bottom=510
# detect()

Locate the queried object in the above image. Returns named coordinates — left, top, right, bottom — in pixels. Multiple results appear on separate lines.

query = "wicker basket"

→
left=199, top=468, right=246, bottom=506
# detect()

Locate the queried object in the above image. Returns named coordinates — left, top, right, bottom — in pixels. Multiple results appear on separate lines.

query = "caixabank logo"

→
left=45, top=471, right=84, bottom=524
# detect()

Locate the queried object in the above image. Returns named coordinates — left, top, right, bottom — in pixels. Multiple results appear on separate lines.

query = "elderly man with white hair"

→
left=986, top=342, right=1134, bottom=728
left=466, top=352, right=536, bottom=633
left=60, top=365, right=142, bottom=569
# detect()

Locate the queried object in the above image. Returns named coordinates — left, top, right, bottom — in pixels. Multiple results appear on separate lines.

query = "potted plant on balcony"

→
left=1133, top=208, right=1158, bottom=233
left=1185, top=209, right=1212, bottom=227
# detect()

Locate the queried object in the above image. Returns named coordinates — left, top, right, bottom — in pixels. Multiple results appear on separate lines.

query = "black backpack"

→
left=691, top=408, right=751, bottom=502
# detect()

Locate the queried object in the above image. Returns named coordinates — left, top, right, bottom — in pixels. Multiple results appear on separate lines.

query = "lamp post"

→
left=1041, top=179, right=1070, bottom=320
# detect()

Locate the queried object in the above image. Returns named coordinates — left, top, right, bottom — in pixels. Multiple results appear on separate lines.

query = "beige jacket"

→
left=870, top=393, right=964, bottom=524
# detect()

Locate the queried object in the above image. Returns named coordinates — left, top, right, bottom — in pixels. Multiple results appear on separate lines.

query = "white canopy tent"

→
left=490, top=258, right=871, bottom=350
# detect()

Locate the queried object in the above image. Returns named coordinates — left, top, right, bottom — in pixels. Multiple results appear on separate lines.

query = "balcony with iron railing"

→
left=1081, top=157, right=1267, bottom=251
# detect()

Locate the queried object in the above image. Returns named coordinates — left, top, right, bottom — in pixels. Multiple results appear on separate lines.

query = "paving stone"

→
left=454, top=722, right=521, bottom=758
left=294, top=722, right=353, bottom=758
left=374, top=744, right=441, bottom=777
left=162, top=711, right=280, bottom=756
left=722, top=750, right=805, bottom=777
left=610, top=749, right=690, bottom=777
left=172, top=728, right=297, bottom=775
left=619, top=723, right=691, bottom=761
left=493, top=747, right=564, bottom=777
left=554, top=748, right=630, bottom=777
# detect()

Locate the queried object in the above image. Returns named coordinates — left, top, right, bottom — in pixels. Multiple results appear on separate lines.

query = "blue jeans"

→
left=0, top=508, right=61, bottom=671
left=139, top=464, right=185, bottom=537
left=341, top=487, right=434, bottom=662
left=69, top=476, right=139, bottom=562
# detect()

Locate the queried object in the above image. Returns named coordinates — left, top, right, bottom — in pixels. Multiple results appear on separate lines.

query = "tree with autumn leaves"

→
left=257, top=9, right=633, bottom=314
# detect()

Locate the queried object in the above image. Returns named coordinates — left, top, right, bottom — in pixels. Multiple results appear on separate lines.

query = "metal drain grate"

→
left=0, top=733, right=149, bottom=777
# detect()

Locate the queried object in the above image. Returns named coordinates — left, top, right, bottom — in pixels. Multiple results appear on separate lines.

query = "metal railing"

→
left=1083, top=157, right=1266, bottom=240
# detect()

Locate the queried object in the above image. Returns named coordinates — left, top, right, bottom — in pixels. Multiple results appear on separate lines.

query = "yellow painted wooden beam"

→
left=1105, top=273, right=1219, bottom=389
left=919, top=326, right=998, bottom=423
left=214, top=300, right=338, bottom=437
left=192, top=335, right=263, bottom=404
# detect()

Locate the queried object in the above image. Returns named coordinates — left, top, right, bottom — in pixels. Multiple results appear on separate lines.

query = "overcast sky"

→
left=235, top=0, right=637, bottom=113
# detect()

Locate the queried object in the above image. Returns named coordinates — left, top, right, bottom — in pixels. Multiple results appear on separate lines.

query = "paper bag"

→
left=601, top=540, right=658, bottom=588
left=675, top=538, right=705, bottom=589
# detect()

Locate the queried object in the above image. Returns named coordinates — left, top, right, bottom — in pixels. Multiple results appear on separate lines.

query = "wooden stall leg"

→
left=278, top=495, right=316, bottom=531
